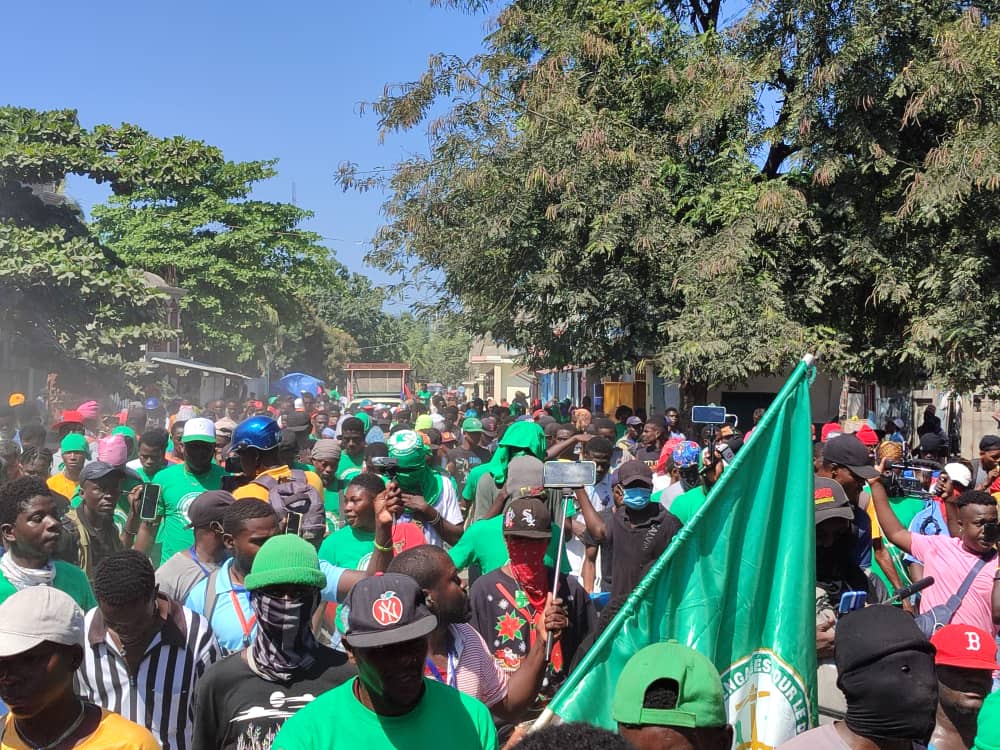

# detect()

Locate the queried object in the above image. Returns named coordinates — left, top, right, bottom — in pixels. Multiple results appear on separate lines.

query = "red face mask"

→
left=506, top=537, right=549, bottom=610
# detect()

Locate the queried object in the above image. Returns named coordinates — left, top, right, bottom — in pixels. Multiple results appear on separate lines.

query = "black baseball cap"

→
left=341, top=573, right=437, bottom=648
left=981, top=435, right=1000, bottom=452
left=502, top=497, right=552, bottom=539
left=615, top=459, right=654, bottom=489
left=79, top=461, right=135, bottom=483
left=821, top=434, right=879, bottom=480
left=185, top=490, right=235, bottom=529
left=813, top=477, right=854, bottom=525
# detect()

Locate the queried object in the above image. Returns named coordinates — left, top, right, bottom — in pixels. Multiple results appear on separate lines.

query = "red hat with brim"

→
left=51, top=410, right=85, bottom=431
left=932, top=625, right=1000, bottom=671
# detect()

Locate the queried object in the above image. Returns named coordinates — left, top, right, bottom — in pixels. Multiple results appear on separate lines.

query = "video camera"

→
left=885, top=460, right=940, bottom=501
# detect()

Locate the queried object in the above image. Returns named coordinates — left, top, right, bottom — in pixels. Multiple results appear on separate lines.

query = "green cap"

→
left=974, top=690, right=1000, bottom=750
left=414, top=414, right=434, bottom=431
left=462, top=417, right=483, bottom=433
left=613, top=642, right=727, bottom=729
left=244, top=535, right=326, bottom=591
left=111, top=425, right=137, bottom=442
left=388, top=429, right=429, bottom=469
left=59, top=433, right=90, bottom=459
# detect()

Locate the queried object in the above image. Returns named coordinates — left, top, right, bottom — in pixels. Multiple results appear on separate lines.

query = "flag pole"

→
left=546, top=492, right=570, bottom=661
left=530, top=352, right=816, bottom=733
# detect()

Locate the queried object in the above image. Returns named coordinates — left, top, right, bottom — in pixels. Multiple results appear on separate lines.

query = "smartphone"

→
left=838, top=590, right=867, bottom=615
left=543, top=460, right=597, bottom=489
left=286, top=511, right=303, bottom=536
left=984, top=522, right=1000, bottom=545
left=139, top=484, right=161, bottom=522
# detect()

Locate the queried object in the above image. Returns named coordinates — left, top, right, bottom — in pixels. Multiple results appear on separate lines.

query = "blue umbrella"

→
left=274, top=372, right=325, bottom=398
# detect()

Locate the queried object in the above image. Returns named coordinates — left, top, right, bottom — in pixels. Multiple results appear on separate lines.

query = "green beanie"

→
left=60, top=433, right=90, bottom=459
left=974, top=690, right=1000, bottom=750
left=388, top=429, right=430, bottom=469
left=245, top=535, right=326, bottom=591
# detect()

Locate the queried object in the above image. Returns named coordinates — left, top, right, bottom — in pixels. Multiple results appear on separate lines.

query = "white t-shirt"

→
left=402, top=475, right=463, bottom=547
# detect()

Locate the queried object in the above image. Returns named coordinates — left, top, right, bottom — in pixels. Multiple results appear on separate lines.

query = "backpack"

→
left=253, top=469, right=326, bottom=544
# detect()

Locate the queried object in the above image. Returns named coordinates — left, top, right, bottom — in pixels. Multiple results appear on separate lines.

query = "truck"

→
left=345, top=362, right=413, bottom=408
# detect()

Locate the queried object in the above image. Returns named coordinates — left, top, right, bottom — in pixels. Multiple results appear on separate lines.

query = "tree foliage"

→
left=341, top=0, right=1000, bottom=391
left=0, top=107, right=221, bottom=383
left=93, top=159, right=391, bottom=379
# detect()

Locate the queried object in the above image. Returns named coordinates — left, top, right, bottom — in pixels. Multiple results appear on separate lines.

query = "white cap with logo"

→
left=182, top=417, right=217, bottom=444
left=0, top=587, right=84, bottom=657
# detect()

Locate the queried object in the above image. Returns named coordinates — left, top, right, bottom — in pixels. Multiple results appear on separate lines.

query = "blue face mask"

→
left=622, top=487, right=653, bottom=509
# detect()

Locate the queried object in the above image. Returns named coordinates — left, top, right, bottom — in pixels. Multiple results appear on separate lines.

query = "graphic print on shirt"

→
left=230, top=691, right=317, bottom=750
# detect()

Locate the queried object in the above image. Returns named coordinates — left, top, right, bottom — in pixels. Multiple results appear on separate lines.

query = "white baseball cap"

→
left=182, top=417, right=217, bottom=444
left=943, top=462, right=973, bottom=489
left=0, top=587, right=84, bottom=657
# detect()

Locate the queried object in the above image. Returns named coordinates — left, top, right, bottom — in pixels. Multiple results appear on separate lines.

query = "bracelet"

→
left=373, top=539, right=393, bottom=553
left=428, top=510, right=442, bottom=527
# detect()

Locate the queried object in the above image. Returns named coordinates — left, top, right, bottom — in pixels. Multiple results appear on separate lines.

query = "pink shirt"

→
left=910, top=534, right=998, bottom=634
left=434, top=623, right=508, bottom=707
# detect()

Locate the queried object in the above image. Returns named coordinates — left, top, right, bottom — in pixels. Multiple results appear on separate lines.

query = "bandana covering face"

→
left=507, top=537, right=549, bottom=611
left=389, top=430, right=443, bottom=506
left=249, top=590, right=320, bottom=682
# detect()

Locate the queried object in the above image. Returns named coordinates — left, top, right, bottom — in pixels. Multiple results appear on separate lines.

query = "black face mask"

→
left=839, top=650, right=938, bottom=742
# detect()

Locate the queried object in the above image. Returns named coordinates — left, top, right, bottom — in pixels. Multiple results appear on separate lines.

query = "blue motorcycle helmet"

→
left=230, top=415, right=281, bottom=453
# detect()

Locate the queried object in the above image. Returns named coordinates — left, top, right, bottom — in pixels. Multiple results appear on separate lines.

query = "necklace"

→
left=15, top=700, right=86, bottom=750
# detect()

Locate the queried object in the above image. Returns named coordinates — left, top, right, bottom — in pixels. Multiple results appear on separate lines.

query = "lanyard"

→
left=229, top=587, right=256, bottom=647
left=188, top=546, right=212, bottom=578
left=424, top=652, right=457, bottom=689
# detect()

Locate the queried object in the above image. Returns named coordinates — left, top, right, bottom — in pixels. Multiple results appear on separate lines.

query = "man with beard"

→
left=388, top=545, right=566, bottom=722
left=779, top=605, right=939, bottom=750
left=193, top=535, right=355, bottom=750
left=928, top=624, right=999, bottom=750
left=0, top=587, right=159, bottom=749
left=273, top=572, right=498, bottom=750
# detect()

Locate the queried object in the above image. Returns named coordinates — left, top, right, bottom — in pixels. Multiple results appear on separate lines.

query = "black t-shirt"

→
left=469, top=566, right=595, bottom=721
left=581, top=508, right=615, bottom=592
left=606, top=506, right=681, bottom=608
left=634, top=444, right=662, bottom=470
left=193, top=646, right=354, bottom=750
left=447, top=446, right=491, bottom=489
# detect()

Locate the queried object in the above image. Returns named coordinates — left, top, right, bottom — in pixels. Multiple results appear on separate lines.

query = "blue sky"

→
left=4, top=1, right=490, bottom=296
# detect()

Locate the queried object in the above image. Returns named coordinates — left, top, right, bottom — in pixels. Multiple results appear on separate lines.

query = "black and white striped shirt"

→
left=77, top=595, right=221, bottom=750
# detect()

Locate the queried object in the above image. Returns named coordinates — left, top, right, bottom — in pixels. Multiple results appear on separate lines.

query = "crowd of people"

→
left=0, top=389, right=999, bottom=749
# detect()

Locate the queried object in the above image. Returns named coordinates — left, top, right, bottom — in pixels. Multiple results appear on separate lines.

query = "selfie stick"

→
left=545, top=492, right=570, bottom=662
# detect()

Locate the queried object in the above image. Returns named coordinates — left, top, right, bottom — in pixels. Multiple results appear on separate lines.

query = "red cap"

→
left=931, top=625, right=1000, bottom=671
left=532, top=409, right=546, bottom=419
left=51, top=409, right=85, bottom=429
left=856, top=424, right=879, bottom=447
left=821, top=423, right=842, bottom=443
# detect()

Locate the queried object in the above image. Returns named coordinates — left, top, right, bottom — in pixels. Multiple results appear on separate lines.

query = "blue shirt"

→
left=904, top=501, right=948, bottom=564
left=852, top=505, right=872, bottom=569
left=185, top=557, right=346, bottom=653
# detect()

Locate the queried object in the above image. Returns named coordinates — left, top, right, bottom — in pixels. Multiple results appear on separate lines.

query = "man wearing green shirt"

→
left=0, top=476, right=96, bottom=610
left=311, top=438, right=343, bottom=532
left=273, top=572, right=497, bottom=750
left=127, top=427, right=169, bottom=484
left=135, top=418, right=226, bottom=566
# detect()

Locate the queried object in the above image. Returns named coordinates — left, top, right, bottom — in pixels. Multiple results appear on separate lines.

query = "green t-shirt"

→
left=319, top=526, right=377, bottom=570
left=273, top=677, right=497, bottom=750
left=0, top=559, right=97, bottom=611
left=152, top=462, right=226, bottom=567
left=870, top=494, right=927, bottom=592
left=326, top=453, right=365, bottom=521
left=670, top=485, right=708, bottom=525
left=448, top=515, right=570, bottom=575
left=324, top=488, right=340, bottom=534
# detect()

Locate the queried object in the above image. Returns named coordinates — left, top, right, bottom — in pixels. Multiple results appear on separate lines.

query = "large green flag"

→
left=541, top=356, right=818, bottom=747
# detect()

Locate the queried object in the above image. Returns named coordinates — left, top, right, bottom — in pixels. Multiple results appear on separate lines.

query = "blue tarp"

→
left=274, top=372, right=325, bottom=397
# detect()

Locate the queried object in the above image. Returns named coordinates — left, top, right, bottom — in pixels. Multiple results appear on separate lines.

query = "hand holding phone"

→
left=139, top=484, right=162, bottom=522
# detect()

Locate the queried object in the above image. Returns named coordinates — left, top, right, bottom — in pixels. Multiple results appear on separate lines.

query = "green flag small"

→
left=541, top=356, right=818, bottom=747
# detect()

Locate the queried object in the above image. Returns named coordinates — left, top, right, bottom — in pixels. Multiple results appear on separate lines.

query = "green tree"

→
left=93, top=159, right=388, bottom=381
left=397, top=314, right=472, bottom=386
left=0, top=107, right=221, bottom=383
left=341, top=0, right=1000, bottom=392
